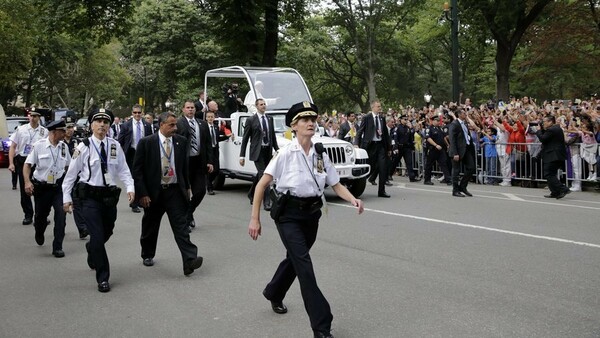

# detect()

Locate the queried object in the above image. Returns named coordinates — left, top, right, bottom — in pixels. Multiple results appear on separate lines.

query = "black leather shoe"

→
left=314, top=331, right=334, bottom=338
left=184, top=257, right=203, bottom=276
left=263, top=289, right=287, bottom=314
left=556, top=189, right=571, bottom=200
left=385, top=181, right=393, bottom=186
left=378, top=192, right=391, bottom=198
left=410, top=178, right=421, bottom=182
left=207, top=190, right=215, bottom=195
left=35, top=232, right=44, bottom=245
left=79, top=229, right=89, bottom=239
left=131, top=207, right=141, bottom=213
left=424, top=181, right=434, bottom=185
left=143, top=258, right=154, bottom=266
left=98, top=281, right=111, bottom=293
left=22, top=217, right=33, bottom=225
left=368, top=179, right=376, bottom=186
left=189, top=220, right=196, bottom=228
left=452, top=191, right=465, bottom=197
left=85, top=242, right=95, bottom=270
left=461, top=189, right=473, bottom=197
left=52, top=250, right=65, bottom=258
left=544, top=194, right=557, bottom=198
left=264, top=205, right=272, bottom=211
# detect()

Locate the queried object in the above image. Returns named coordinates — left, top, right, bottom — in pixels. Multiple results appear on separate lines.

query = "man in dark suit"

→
left=117, top=104, right=153, bottom=212
left=355, top=100, right=392, bottom=197
left=536, top=115, right=570, bottom=199
left=205, top=109, right=231, bottom=195
left=239, top=98, right=279, bottom=209
left=395, top=115, right=420, bottom=182
left=194, top=91, right=207, bottom=120
left=448, top=109, right=476, bottom=197
left=132, top=112, right=203, bottom=275
left=338, top=112, right=357, bottom=143
left=176, top=100, right=213, bottom=229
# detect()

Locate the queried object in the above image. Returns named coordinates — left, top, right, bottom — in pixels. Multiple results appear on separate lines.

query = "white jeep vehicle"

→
left=205, top=66, right=370, bottom=197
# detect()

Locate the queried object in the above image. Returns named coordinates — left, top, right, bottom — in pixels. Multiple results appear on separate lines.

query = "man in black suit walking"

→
left=536, top=115, right=570, bottom=199
left=132, top=112, right=203, bottom=275
left=205, top=109, right=231, bottom=195
left=448, top=109, right=476, bottom=197
left=118, top=104, right=153, bottom=212
left=239, top=98, right=279, bottom=209
left=176, top=100, right=213, bottom=229
left=338, top=112, right=357, bottom=143
left=355, top=100, right=392, bottom=197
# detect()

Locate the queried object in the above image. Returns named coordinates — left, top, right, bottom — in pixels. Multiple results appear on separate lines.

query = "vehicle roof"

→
left=204, top=66, right=302, bottom=79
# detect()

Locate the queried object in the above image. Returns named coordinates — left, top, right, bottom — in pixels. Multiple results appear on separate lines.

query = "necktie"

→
left=261, top=115, right=269, bottom=145
left=162, top=139, right=171, bottom=183
left=375, top=115, right=381, bottom=135
left=189, top=119, right=198, bottom=154
left=100, top=141, right=108, bottom=174
left=211, top=125, right=216, bottom=147
left=461, top=121, right=470, bottom=145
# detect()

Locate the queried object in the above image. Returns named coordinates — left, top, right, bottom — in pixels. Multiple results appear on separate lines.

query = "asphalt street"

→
left=0, top=168, right=599, bottom=338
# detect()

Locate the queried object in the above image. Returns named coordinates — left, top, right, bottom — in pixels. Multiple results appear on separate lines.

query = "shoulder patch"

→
left=72, top=148, right=80, bottom=159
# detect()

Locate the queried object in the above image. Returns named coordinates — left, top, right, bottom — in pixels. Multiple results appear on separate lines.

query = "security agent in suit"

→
left=133, top=112, right=204, bottom=275
left=205, top=109, right=231, bottom=195
left=23, top=120, right=71, bottom=258
left=448, top=109, right=476, bottom=197
left=62, top=109, right=135, bottom=293
left=176, top=100, right=214, bottom=229
left=355, top=100, right=392, bottom=197
left=337, top=112, right=357, bottom=143
left=248, top=101, right=364, bottom=338
left=536, top=115, right=570, bottom=199
left=423, top=116, right=451, bottom=185
left=394, top=115, right=420, bottom=182
left=117, top=104, right=152, bottom=213
left=239, top=98, right=279, bottom=208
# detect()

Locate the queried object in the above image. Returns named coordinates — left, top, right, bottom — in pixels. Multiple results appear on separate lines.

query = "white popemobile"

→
left=205, top=66, right=370, bottom=197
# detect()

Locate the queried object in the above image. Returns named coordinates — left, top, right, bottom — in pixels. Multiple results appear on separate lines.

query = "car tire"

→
left=346, top=178, right=367, bottom=198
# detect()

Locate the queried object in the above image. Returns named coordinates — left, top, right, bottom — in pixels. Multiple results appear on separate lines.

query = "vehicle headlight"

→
left=345, top=145, right=354, bottom=155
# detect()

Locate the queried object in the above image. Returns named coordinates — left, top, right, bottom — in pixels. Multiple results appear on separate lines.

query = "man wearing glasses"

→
left=117, top=104, right=153, bottom=213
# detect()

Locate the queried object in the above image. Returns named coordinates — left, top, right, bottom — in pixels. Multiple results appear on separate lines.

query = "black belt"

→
left=161, top=183, right=178, bottom=189
left=287, top=196, right=323, bottom=211
left=261, top=145, right=271, bottom=149
left=32, top=178, right=60, bottom=189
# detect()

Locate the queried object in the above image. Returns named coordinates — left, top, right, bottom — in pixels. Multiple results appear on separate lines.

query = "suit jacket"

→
left=448, top=119, right=468, bottom=158
left=117, top=119, right=153, bottom=151
left=208, top=122, right=229, bottom=150
left=536, top=124, right=567, bottom=163
left=133, top=133, right=190, bottom=202
left=239, top=113, right=278, bottom=162
left=175, top=116, right=213, bottom=173
left=338, top=121, right=353, bottom=142
left=355, top=113, right=390, bottom=151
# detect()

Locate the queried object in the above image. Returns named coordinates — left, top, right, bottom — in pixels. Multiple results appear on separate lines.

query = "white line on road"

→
left=329, top=202, right=600, bottom=249
left=502, top=193, right=524, bottom=201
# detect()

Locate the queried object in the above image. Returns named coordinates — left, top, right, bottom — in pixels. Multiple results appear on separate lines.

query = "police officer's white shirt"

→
left=25, top=138, right=71, bottom=183
left=265, top=138, right=339, bottom=198
left=12, top=123, right=48, bottom=156
left=62, top=135, right=135, bottom=204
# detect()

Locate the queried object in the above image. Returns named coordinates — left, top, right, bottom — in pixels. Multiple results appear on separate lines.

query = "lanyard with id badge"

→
left=90, top=139, right=114, bottom=186
left=23, top=129, right=40, bottom=156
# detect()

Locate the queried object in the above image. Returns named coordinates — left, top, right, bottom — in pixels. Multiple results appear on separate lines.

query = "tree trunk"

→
left=366, top=68, right=377, bottom=104
left=262, top=0, right=279, bottom=66
left=495, top=45, right=512, bottom=102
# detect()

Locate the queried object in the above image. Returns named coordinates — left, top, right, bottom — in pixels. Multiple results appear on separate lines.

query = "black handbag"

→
left=269, top=186, right=290, bottom=221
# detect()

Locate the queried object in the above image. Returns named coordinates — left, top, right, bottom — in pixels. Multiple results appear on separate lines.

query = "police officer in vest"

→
left=62, top=109, right=135, bottom=293
left=22, top=120, right=71, bottom=257
left=423, top=116, right=451, bottom=185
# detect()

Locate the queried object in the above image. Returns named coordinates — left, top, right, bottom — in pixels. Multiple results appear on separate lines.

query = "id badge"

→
left=104, top=173, right=114, bottom=185
left=24, top=144, right=32, bottom=155
left=167, top=167, right=174, bottom=177
left=47, top=174, right=55, bottom=184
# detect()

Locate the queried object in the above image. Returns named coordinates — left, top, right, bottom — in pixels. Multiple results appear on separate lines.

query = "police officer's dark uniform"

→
left=394, top=115, right=420, bottom=182
left=63, top=117, right=89, bottom=239
left=248, top=102, right=364, bottom=338
left=388, top=121, right=401, bottom=179
left=423, top=116, right=451, bottom=185
left=62, top=109, right=135, bottom=293
left=23, top=120, right=71, bottom=257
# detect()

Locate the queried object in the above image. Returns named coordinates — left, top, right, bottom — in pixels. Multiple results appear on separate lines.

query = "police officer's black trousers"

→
left=33, top=186, right=66, bottom=251
left=71, top=196, right=88, bottom=234
left=140, top=185, right=198, bottom=266
left=14, top=155, right=33, bottom=219
left=424, top=148, right=450, bottom=182
left=264, top=208, right=332, bottom=334
left=81, top=198, right=117, bottom=284
left=398, top=147, right=416, bottom=180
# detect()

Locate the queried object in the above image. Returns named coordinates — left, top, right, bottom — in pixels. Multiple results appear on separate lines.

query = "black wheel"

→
left=346, top=178, right=366, bottom=197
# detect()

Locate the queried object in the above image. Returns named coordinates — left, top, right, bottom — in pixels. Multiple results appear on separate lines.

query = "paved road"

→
left=1, top=168, right=599, bottom=337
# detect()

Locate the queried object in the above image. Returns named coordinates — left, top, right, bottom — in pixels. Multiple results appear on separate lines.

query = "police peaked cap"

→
left=47, top=120, right=67, bottom=131
left=88, top=108, right=114, bottom=124
left=29, top=107, right=41, bottom=116
left=286, top=101, right=319, bottom=127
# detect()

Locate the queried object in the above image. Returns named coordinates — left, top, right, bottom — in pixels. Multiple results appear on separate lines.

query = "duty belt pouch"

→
left=269, top=186, right=290, bottom=221
left=102, top=186, right=122, bottom=207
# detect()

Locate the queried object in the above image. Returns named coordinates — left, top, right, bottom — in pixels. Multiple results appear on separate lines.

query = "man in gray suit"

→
left=536, top=115, right=570, bottom=199
left=239, top=98, right=279, bottom=209
left=448, top=109, right=476, bottom=197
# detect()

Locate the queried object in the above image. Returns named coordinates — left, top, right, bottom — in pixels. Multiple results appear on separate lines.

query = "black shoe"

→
left=452, top=191, right=465, bottom=197
left=143, top=258, right=154, bottom=266
left=85, top=242, right=95, bottom=270
left=440, top=179, right=451, bottom=184
left=12, top=186, right=17, bottom=190
left=52, top=250, right=65, bottom=258
left=264, top=205, right=272, bottom=211
left=368, top=179, right=376, bottom=186
left=385, top=181, right=393, bottom=186
left=22, top=217, right=33, bottom=225
left=46, top=219, right=50, bottom=225
left=79, top=229, right=89, bottom=239
left=544, top=194, right=558, bottom=198
left=556, top=189, right=571, bottom=200
left=378, top=192, right=390, bottom=198
left=461, top=189, right=473, bottom=197
left=207, top=190, right=215, bottom=195
left=409, top=178, right=421, bottom=182
left=131, top=207, right=141, bottom=213
left=184, top=257, right=203, bottom=276
left=424, top=181, right=434, bottom=185
left=314, top=332, right=334, bottom=338
left=35, top=232, right=44, bottom=246
left=98, top=281, right=111, bottom=293
left=189, top=220, right=196, bottom=228
left=263, top=289, right=287, bottom=314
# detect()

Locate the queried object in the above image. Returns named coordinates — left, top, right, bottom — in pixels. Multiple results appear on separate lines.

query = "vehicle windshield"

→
left=271, top=114, right=287, bottom=133
left=7, top=119, right=28, bottom=134
left=77, top=118, right=87, bottom=125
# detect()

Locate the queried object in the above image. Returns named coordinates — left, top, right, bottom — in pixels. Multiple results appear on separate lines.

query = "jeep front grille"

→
left=325, top=146, right=346, bottom=164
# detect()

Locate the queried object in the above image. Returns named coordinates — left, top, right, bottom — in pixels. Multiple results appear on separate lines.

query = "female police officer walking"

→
left=248, top=102, right=364, bottom=338
left=62, top=109, right=135, bottom=293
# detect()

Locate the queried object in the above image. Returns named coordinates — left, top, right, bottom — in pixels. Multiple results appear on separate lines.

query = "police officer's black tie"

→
left=100, top=141, right=108, bottom=174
